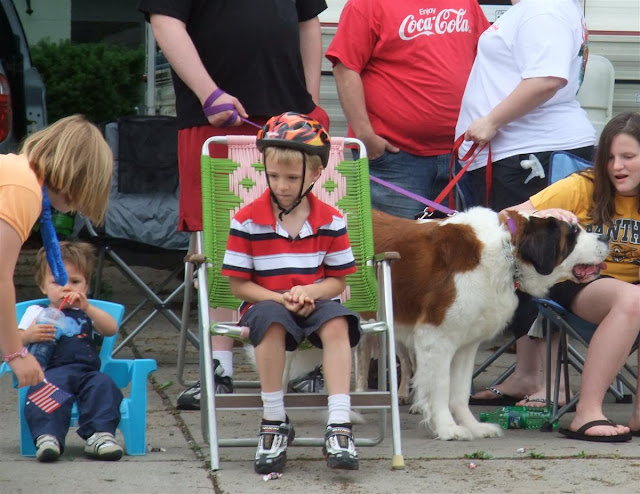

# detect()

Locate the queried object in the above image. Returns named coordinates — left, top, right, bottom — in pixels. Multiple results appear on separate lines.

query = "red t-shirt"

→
left=222, top=190, right=357, bottom=313
left=326, top=0, right=489, bottom=156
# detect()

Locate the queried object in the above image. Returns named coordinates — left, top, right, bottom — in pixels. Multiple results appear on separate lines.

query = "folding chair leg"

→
left=377, top=260, right=404, bottom=470
left=195, top=232, right=220, bottom=471
left=177, top=233, right=200, bottom=386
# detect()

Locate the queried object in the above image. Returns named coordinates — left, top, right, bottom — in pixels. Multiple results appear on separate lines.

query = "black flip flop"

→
left=631, top=429, right=640, bottom=437
left=468, top=386, right=520, bottom=406
left=558, top=419, right=632, bottom=443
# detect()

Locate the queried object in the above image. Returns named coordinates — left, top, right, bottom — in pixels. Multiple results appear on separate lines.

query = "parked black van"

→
left=0, top=0, right=46, bottom=152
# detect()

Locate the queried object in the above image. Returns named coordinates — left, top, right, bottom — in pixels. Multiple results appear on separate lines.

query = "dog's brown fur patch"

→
left=372, top=210, right=484, bottom=327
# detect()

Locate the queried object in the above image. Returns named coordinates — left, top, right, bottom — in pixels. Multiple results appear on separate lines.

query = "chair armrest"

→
left=374, top=251, right=401, bottom=262
left=101, top=359, right=157, bottom=390
left=210, top=322, right=247, bottom=339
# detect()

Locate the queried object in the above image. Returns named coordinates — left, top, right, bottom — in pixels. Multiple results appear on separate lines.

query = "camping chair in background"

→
left=534, top=150, right=638, bottom=429
left=187, top=134, right=403, bottom=471
left=0, top=299, right=157, bottom=456
left=78, top=115, right=199, bottom=357
left=576, top=54, right=615, bottom=140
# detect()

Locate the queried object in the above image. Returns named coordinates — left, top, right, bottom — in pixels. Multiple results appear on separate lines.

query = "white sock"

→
left=261, top=390, right=286, bottom=422
left=327, top=394, right=351, bottom=425
left=212, top=351, right=233, bottom=378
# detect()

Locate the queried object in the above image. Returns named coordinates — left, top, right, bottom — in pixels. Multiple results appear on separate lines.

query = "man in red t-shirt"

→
left=326, top=0, right=489, bottom=219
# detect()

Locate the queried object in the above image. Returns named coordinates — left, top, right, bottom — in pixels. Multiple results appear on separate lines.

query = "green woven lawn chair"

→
left=193, top=135, right=403, bottom=471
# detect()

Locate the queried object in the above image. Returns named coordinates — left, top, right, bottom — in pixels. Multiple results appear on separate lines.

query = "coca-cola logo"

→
left=399, top=8, right=470, bottom=40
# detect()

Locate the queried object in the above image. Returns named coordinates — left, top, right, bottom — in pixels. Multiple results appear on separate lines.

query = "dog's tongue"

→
left=574, top=262, right=606, bottom=279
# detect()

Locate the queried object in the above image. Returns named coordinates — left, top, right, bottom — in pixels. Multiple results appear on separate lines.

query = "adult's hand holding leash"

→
left=202, top=88, right=249, bottom=128
left=464, top=115, right=499, bottom=146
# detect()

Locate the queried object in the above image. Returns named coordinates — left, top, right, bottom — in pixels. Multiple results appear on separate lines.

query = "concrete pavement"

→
left=1, top=252, right=639, bottom=493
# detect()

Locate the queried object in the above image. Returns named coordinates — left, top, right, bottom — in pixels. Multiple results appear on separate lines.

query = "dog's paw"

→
left=435, top=425, right=474, bottom=441
left=398, top=393, right=413, bottom=406
left=408, top=403, right=422, bottom=415
left=469, top=422, right=503, bottom=439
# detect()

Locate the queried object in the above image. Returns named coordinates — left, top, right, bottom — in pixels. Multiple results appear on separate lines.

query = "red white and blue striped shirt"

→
left=222, top=190, right=356, bottom=311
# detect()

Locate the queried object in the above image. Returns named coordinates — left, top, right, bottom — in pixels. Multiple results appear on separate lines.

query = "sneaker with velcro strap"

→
left=254, top=418, right=295, bottom=474
left=323, top=423, right=359, bottom=470
left=287, top=365, right=324, bottom=393
left=176, top=359, right=234, bottom=410
left=36, top=434, right=61, bottom=462
left=84, top=432, right=123, bottom=461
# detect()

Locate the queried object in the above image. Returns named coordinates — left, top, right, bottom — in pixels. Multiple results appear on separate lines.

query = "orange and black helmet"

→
left=257, top=112, right=330, bottom=167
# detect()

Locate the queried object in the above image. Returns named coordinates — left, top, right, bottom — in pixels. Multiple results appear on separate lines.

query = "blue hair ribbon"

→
left=40, top=187, right=68, bottom=286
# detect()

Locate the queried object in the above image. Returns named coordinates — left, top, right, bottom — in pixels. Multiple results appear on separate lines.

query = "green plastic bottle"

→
left=479, top=406, right=557, bottom=430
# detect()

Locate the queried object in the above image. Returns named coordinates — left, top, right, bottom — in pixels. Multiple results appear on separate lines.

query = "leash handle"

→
left=202, top=88, right=262, bottom=129
left=436, top=135, right=491, bottom=209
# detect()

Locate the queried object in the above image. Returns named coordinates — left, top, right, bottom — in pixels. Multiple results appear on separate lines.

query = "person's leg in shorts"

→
left=176, top=121, right=270, bottom=409
left=557, top=277, right=640, bottom=440
left=303, top=300, right=361, bottom=470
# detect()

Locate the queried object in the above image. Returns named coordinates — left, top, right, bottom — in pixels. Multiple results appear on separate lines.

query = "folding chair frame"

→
left=195, top=135, right=404, bottom=471
left=83, top=218, right=200, bottom=356
left=536, top=299, right=638, bottom=430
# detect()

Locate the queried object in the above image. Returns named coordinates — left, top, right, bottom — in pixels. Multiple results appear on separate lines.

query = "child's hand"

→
left=294, top=298, right=316, bottom=317
left=24, top=323, right=56, bottom=344
left=63, top=291, right=89, bottom=311
left=283, top=288, right=315, bottom=317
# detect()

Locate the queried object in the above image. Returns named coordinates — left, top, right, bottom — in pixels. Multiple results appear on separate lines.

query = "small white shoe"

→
left=36, top=434, right=60, bottom=462
left=84, top=432, right=123, bottom=461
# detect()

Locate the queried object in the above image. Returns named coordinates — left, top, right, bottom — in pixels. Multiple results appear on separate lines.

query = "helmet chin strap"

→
left=266, top=153, right=316, bottom=220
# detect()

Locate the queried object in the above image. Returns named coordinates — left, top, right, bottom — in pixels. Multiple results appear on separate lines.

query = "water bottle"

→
left=36, top=307, right=67, bottom=339
left=29, top=308, right=80, bottom=368
left=479, top=406, right=557, bottom=430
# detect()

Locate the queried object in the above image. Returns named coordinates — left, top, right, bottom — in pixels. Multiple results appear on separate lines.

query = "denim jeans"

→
left=359, top=149, right=451, bottom=219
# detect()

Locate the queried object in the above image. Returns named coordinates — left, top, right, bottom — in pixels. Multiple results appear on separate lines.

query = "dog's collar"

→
left=502, top=240, right=521, bottom=290
left=502, top=218, right=522, bottom=290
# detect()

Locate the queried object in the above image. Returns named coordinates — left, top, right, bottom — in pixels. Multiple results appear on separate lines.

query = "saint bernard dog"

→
left=371, top=207, right=609, bottom=441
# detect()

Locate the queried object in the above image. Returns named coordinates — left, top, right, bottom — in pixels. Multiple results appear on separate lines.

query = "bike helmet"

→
left=257, top=112, right=330, bottom=167
left=256, top=112, right=330, bottom=220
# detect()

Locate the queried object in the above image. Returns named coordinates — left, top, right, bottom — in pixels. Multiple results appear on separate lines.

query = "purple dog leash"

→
left=202, top=88, right=262, bottom=129
left=369, top=175, right=457, bottom=217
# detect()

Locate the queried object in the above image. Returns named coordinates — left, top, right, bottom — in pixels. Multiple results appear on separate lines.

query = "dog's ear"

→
left=517, top=216, right=566, bottom=275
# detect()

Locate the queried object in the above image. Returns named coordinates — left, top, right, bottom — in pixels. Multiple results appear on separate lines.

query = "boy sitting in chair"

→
left=19, top=241, right=123, bottom=462
left=221, top=113, right=362, bottom=473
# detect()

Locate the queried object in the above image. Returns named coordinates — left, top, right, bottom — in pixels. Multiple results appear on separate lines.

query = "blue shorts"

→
left=358, top=149, right=451, bottom=219
left=240, top=300, right=362, bottom=351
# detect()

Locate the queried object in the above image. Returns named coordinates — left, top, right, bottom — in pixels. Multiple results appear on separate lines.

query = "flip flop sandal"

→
left=558, top=419, right=632, bottom=443
left=468, top=386, right=520, bottom=406
left=520, top=395, right=577, bottom=413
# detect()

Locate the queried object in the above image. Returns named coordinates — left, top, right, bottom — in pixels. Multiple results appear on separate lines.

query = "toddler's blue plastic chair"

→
left=0, top=299, right=157, bottom=456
